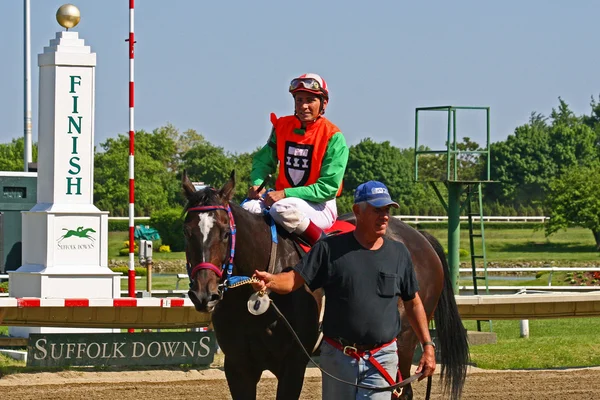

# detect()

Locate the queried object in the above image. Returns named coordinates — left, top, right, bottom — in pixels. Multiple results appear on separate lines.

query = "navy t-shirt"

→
left=293, top=232, right=419, bottom=344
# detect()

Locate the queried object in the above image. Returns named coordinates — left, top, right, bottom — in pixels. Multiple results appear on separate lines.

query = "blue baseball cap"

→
left=354, top=181, right=399, bottom=208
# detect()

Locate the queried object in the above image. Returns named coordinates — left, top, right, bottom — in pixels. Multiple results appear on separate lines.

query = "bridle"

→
left=185, top=205, right=236, bottom=286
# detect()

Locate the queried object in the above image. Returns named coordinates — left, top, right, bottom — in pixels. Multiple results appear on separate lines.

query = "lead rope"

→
left=225, top=278, right=431, bottom=397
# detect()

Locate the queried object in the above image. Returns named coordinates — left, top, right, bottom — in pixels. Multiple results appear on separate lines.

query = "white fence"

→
left=394, top=215, right=548, bottom=223
left=106, top=216, right=548, bottom=223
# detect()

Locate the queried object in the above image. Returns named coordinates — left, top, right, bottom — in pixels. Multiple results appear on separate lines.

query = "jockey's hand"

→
left=247, top=185, right=266, bottom=200
left=251, top=270, right=271, bottom=292
left=263, top=190, right=286, bottom=207
left=415, top=345, right=436, bottom=380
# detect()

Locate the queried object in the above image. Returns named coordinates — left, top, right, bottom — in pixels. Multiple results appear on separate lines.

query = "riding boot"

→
left=297, top=220, right=327, bottom=246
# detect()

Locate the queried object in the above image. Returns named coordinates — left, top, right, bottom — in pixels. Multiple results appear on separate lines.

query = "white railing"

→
left=394, top=215, right=548, bottom=223
left=107, top=216, right=548, bottom=223
left=459, top=267, right=600, bottom=286
left=107, top=217, right=150, bottom=220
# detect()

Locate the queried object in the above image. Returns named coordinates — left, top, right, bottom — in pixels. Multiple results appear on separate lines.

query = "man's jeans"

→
left=320, top=339, right=398, bottom=399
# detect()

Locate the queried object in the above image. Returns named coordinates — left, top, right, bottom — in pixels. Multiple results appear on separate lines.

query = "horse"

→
left=183, top=171, right=469, bottom=400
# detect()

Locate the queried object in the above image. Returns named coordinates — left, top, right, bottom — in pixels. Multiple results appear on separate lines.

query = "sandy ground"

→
left=1, top=365, right=600, bottom=399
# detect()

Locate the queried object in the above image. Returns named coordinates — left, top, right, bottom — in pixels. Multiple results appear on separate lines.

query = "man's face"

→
left=355, top=203, right=392, bottom=237
left=294, top=92, right=326, bottom=122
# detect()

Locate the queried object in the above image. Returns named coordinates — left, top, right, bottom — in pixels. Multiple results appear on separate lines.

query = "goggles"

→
left=289, top=78, right=324, bottom=93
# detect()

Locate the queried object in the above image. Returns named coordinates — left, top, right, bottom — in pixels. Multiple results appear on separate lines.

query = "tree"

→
left=343, top=139, right=441, bottom=215
left=487, top=99, right=598, bottom=209
left=0, top=138, right=38, bottom=171
left=417, top=137, right=485, bottom=182
left=544, top=164, right=600, bottom=249
left=229, top=150, right=258, bottom=204
left=94, top=128, right=179, bottom=216
left=487, top=112, right=554, bottom=207
left=181, top=140, right=234, bottom=190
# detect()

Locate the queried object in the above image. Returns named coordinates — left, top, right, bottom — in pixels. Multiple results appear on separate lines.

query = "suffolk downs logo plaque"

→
left=27, top=332, right=217, bottom=367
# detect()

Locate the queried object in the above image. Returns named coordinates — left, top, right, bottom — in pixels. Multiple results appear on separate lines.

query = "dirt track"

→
left=1, top=366, right=600, bottom=399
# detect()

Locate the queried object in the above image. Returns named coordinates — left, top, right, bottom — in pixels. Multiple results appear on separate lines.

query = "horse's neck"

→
left=229, top=203, right=279, bottom=275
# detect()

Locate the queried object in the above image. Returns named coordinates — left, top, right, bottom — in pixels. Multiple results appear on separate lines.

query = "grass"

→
left=119, top=274, right=187, bottom=291
left=425, top=226, right=599, bottom=263
left=464, top=318, right=600, bottom=369
left=108, top=231, right=184, bottom=261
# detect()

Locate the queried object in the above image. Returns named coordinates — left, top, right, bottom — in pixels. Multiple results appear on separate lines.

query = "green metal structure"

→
left=414, top=106, right=492, bottom=301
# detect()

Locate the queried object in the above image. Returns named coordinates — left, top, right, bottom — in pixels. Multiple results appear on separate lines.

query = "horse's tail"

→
left=419, top=230, right=469, bottom=400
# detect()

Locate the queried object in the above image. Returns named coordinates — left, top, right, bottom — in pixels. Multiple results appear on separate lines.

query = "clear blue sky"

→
left=1, top=0, right=598, bottom=155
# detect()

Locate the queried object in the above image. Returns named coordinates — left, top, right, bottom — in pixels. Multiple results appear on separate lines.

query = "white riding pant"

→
left=241, top=197, right=337, bottom=233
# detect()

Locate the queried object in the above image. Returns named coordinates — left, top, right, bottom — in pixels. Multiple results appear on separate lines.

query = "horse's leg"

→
left=396, top=317, right=419, bottom=400
left=224, top=356, right=262, bottom=400
left=273, top=353, right=308, bottom=400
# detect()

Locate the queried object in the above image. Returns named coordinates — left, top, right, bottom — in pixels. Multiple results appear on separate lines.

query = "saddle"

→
left=296, top=219, right=356, bottom=253
left=269, top=218, right=356, bottom=254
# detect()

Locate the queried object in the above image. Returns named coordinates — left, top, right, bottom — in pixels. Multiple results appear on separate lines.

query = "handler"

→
left=251, top=180, right=436, bottom=399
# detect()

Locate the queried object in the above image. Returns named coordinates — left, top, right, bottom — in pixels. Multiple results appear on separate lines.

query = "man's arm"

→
left=403, top=293, right=436, bottom=379
left=251, top=269, right=306, bottom=294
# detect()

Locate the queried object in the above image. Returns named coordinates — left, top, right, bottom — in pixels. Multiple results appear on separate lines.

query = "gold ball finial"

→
left=56, top=4, right=81, bottom=30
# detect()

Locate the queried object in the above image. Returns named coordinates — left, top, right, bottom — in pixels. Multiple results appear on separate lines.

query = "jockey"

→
left=242, top=73, right=349, bottom=245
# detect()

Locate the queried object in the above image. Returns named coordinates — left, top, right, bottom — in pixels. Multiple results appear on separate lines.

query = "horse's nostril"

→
left=210, top=293, right=220, bottom=302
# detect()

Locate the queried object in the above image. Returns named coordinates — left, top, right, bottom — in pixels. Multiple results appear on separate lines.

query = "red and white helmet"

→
left=289, top=73, right=329, bottom=99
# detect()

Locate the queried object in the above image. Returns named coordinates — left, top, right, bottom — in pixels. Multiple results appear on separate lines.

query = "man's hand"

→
left=251, top=270, right=272, bottom=292
left=263, top=190, right=286, bottom=207
left=247, top=185, right=266, bottom=199
left=415, top=345, right=436, bottom=380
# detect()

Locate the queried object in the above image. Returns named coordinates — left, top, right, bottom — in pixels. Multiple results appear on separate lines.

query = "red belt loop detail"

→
left=323, top=336, right=403, bottom=397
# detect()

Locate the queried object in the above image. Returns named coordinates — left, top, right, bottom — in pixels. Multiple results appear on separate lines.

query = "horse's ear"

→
left=219, top=170, right=236, bottom=203
left=182, top=170, right=196, bottom=199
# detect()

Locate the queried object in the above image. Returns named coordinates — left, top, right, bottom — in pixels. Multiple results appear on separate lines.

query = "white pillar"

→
left=520, top=320, right=530, bottom=338
left=9, top=31, right=119, bottom=337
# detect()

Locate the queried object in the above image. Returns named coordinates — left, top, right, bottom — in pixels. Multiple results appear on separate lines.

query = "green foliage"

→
left=0, top=281, right=8, bottom=293
left=230, top=150, right=258, bottom=204
left=108, top=219, right=131, bottom=231
left=149, top=207, right=185, bottom=252
left=417, top=137, right=486, bottom=181
left=343, top=139, right=441, bottom=213
left=544, top=163, right=600, bottom=249
left=0, top=138, right=38, bottom=171
left=94, top=127, right=180, bottom=216
left=181, top=139, right=233, bottom=189
left=487, top=99, right=599, bottom=210
left=109, top=266, right=147, bottom=276
left=119, top=248, right=139, bottom=256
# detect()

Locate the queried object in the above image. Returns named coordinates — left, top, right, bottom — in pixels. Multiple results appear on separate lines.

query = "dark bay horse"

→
left=183, top=171, right=469, bottom=400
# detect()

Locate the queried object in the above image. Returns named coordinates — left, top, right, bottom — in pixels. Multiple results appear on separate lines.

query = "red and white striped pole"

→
left=127, top=0, right=136, bottom=298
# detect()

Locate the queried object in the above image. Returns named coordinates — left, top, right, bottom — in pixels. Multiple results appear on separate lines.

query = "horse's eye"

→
left=222, top=231, right=230, bottom=241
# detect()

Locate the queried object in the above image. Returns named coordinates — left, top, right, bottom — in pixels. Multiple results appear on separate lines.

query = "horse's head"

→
left=182, top=170, right=236, bottom=313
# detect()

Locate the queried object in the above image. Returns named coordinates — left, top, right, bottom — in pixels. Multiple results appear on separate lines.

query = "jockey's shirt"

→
left=250, top=114, right=349, bottom=203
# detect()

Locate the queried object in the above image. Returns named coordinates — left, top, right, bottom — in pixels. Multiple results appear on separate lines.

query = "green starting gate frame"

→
left=414, top=106, right=493, bottom=295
